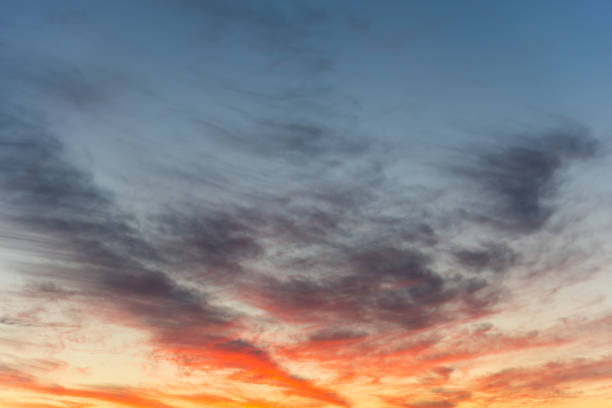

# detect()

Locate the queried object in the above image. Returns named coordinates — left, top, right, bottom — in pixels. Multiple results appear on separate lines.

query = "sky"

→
left=1, top=1, right=612, bottom=408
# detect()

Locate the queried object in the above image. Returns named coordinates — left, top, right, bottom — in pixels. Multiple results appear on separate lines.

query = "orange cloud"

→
left=471, top=355, right=612, bottom=403
left=159, top=339, right=348, bottom=407
left=0, top=365, right=174, bottom=408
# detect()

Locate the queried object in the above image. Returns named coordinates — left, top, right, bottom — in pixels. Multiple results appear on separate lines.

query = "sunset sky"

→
left=1, top=1, right=612, bottom=408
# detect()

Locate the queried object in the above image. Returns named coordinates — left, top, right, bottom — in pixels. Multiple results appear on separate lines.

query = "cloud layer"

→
left=0, top=2, right=611, bottom=408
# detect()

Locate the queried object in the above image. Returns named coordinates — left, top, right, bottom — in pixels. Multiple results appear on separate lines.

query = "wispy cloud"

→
left=453, top=127, right=599, bottom=233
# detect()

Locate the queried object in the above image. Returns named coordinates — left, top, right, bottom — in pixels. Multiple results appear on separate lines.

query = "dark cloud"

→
left=0, top=317, right=36, bottom=327
left=309, top=328, right=368, bottom=343
left=456, top=128, right=599, bottom=233
left=253, top=244, right=499, bottom=331
left=453, top=243, right=517, bottom=273
left=0, top=108, right=231, bottom=334
left=349, top=246, right=431, bottom=280
left=154, top=208, right=264, bottom=279
left=0, top=111, right=108, bottom=213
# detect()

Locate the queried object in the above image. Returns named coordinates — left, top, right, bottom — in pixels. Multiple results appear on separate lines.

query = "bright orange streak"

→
left=163, top=342, right=348, bottom=407
left=0, top=371, right=174, bottom=408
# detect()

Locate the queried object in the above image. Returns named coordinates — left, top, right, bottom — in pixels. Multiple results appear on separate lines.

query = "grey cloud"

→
left=154, top=208, right=264, bottom=278
left=456, top=128, right=599, bottom=233
left=309, top=328, right=368, bottom=342
left=453, top=243, right=517, bottom=273
left=254, top=244, right=499, bottom=330
left=0, top=108, right=232, bottom=334
left=0, top=318, right=35, bottom=327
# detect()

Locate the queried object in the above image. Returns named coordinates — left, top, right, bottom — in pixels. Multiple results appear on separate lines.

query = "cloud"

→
left=455, top=127, right=599, bottom=233
left=0, top=363, right=36, bottom=387
left=472, top=355, right=612, bottom=402
left=0, top=102, right=604, bottom=407
left=153, top=207, right=264, bottom=279
left=400, top=389, right=471, bottom=408
left=0, top=106, right=224, bottom=322
left=0, top=2, right=609, bottom=407
left=405, top=401, right=455, bottom=408
left=195, top=114, right=371, bottom=170
left=453, top=243, right=517, bottom=273
left=382, top=388, right=472, bottom=408
left=0, top=108, right=234, bottom=328
left=0, top=106, right=349, bottom=406
left=0, top=362, right=177, bottom=408
left=309, top=328, right=369, bottom=343
left=251, top=243, right=499, bottom=332
left=158, top=338, right=348, bottom=407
